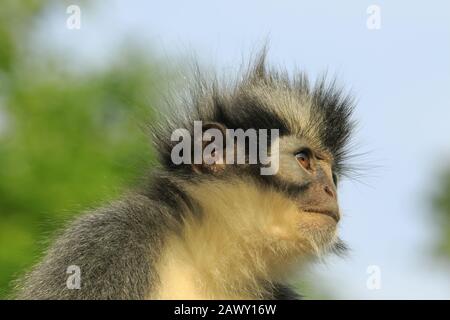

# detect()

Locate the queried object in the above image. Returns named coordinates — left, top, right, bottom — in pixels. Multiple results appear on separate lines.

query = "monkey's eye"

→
left=295, top=150, right=311, bottom=170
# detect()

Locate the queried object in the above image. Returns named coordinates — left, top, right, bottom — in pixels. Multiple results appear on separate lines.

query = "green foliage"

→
left=432, top=169, right=450, bottom=258
left=0, top=1, right=160, bottom=297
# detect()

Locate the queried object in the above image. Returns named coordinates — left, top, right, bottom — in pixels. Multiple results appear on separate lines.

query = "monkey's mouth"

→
left=301, top=208, right=340, bottom=223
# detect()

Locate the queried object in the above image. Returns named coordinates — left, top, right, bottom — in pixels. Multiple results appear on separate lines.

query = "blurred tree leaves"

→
left=432, top=169, right=450, bottom=259
left=0, top=1, right=161, bottom=297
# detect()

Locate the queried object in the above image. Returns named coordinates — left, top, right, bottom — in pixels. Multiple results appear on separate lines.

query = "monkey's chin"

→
left=296, top=213, right=339, bottom=254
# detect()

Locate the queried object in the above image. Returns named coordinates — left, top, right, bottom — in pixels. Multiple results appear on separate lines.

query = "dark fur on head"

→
left=152, top=51, right=355, bottom=178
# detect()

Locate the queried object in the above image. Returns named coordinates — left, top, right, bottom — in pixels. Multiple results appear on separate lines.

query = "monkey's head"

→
left=152, top=53, right=354, bottom=262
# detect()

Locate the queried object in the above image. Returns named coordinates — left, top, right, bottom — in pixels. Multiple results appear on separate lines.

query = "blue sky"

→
left=42, top=0, right=450, bottom=298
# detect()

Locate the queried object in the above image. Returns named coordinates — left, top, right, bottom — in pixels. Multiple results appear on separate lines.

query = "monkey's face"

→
left=269, top=135, right=341, bottom=253
left=186, top=128, right=342, bottom=258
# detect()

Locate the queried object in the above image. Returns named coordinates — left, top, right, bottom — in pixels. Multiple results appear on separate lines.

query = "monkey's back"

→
left=15, top=194, right=168, bottom=300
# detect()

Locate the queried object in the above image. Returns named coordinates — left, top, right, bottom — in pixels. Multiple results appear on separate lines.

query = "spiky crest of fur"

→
left=152, top=51, right=355, bottom=176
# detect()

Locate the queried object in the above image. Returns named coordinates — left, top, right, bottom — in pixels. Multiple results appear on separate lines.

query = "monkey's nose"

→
left=324, top=185, right=335, bottom=199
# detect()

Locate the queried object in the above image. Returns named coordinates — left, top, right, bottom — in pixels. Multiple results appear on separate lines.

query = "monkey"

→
left=14, top=52, right=355, bottom=300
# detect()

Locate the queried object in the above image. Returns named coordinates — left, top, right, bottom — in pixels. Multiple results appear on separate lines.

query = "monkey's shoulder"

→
left=16, top=194, right=165, bottom=299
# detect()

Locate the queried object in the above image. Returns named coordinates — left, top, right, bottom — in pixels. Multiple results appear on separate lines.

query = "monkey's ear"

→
left=192, top=122, right=227, bottom=174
